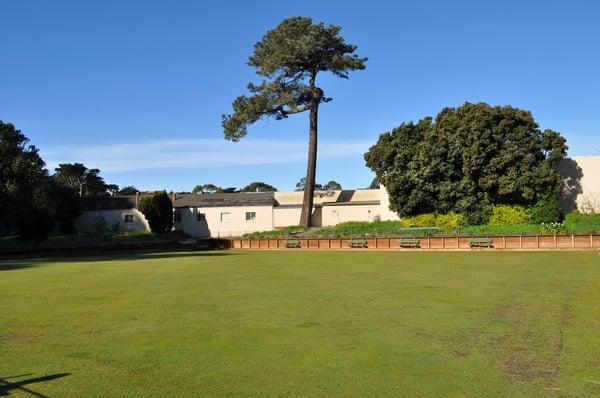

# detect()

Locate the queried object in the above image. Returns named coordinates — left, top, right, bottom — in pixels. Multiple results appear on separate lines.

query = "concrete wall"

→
left=321, top=204, right=381, bottom=226
left=75, top=209, right=150, bottom=233
left=174, top=205, right=274, bottom=237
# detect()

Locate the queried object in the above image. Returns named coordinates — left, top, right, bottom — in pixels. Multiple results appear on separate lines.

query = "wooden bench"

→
left=400, top=237, right=420, bottom=248
left=469, top=237, right=493, bottom=248
left=284, top=239, right=301, bottom=248
left=348, top=239, right=368, bottom=248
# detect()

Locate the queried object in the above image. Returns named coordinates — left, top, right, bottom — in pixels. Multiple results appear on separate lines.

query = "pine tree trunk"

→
left=299, top=101, right=319, bottom=227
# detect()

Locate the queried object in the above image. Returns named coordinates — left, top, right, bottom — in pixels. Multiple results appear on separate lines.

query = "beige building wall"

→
left=572, top=155, right=600, bottom=213
left=174, top=205, right=274, bottom=237
left=273, top=207, right=322, bottom=228
left=75, top=209, right=150, bottom=233
left=321, top=204, right=380, bottom=226
left=379, top=185, right=401, bottom=221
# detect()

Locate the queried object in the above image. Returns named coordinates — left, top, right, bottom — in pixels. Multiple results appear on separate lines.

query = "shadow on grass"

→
left=0, top=250, right=242, bottom=271
left=0, top=372, right=69, bottom=397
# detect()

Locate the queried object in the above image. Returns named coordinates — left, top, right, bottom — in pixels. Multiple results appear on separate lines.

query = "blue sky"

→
left=1, top=1, right=599, bottom=192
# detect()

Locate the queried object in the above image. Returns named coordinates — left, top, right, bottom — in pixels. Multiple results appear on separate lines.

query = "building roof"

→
left=79, top=195, right=137, bottom=211
left=173, top=192, right=277, bottom=208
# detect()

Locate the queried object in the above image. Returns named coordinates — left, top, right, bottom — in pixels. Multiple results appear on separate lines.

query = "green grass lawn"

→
left=1, top=251, right=600, bottom=397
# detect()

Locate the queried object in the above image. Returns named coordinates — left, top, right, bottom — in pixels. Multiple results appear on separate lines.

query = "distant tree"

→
left=54, top=163, right=109, bottom=196
left=322, top=180, right=342, bottom=191
left=106, top=184, right=119, bottom=196
left=137, top=191, right=173, bottom=234
left=241, top=182, right=277, bottom=192
left=192, top=184, right=220, bottom=194
left=118, top=185, right=139, bottom=195
left=216, top=187, right=238, bottom=193
left=222, top=17, right=366, bottom=227
left=368, top=177, right=380, bottom=189
left=295, top=177, right=323, bottom=192
left=365, top=102, right=568, bottom=224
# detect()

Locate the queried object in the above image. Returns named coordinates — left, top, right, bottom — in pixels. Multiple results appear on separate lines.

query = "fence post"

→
left=571, top=234, right=575, bottom=248
left=536, top=235, right=539, bottom=249
left=553, top=235, right=557, bottom=248
left=590, top=234, right=593, bottom=248
left=519, top=235, right=522, bottom=248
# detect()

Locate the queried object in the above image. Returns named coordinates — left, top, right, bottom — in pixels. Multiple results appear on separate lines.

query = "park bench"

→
left=284, top=239, right=301, bottom=248
left=348, top=239, right=368, bottom=248
left=469, top=237, right=493, bottom=248
left=400, top=237, right=420, bottom=248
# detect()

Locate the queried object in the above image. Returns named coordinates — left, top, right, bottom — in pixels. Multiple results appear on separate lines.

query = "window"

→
left=124, top=214, right=134, bottom=223
left=196, top=213, right=206, bottom=222
left=220, top=212, right=231, bottom=223
left=246, top=211, right=256, bottom=221
left=174, top=211, right=182, bottom=222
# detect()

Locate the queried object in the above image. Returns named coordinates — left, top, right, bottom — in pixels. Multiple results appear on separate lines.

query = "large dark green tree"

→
left=0, top=121, right=79, bottom=239
left=365, top=103, right=568, bottom=224
left=222, top=17, right=366, bottom=227
left=138, top=191, right=173, bottom=234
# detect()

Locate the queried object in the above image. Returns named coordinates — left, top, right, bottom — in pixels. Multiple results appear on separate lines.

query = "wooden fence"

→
left=229, top=234, right=600, bottom=251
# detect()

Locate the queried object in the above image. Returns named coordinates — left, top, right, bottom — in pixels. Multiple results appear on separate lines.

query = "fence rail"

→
left=228, top=234, right=600, bottom=251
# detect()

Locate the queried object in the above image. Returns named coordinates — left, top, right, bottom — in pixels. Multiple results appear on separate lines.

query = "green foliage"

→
left=0, top=231, right=185, bottom=253
left=322, top=180, right=342, bottom=190
left=54, top=162, right=110, bottom=196
left=222, top=17, right=367, bottom=141
left=564, top=211, right=600, bottom=233
left=243, top=225, right=306, bottom=239
left=530, top=196, right=563, bottom=224
left=401, top=212, right=463, bottom=231
left=138, top=191, right=174, bottom=234
left=540, top=222, right=567, bottom=235
left=365, top=103, right=568, bottom=218
left=118, top=185, right=139, bottom=195
left=192, top=184, right=240, bottom=194
left=0, top=121, right=81, bottom=240
left=241, top=182, right=277, bottom=192
left=457, top=224, right=545, bottom=235
left=489, top=205, right=532, bottom=225
left=295, top=177, right=323, bottom=191
left=401, top=214, right=436, bottom=228
left=368, top=177, right=380, bottom=189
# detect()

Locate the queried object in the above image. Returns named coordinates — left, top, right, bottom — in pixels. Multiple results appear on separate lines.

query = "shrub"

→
left=488, top=205, right=531, bottom=225
left=564, top=211, right=600, bottom=233
left=401, top=212, right=463, bottom=231
left=434, top=212, right=463, bottom=230
left=530, top=196, right=562, bottom=224
left=540, top=222, right=567, bottom=235
left=457, top=223, right=544, bottom=235
left=401, top=214, right=436, bottom=228
left=463, top=204, right=492, bottom=226
left=138, top=191, right=174, bottom=234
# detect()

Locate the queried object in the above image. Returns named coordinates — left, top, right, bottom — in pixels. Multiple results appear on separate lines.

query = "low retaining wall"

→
left=230, top=235, right=600, bottom=251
